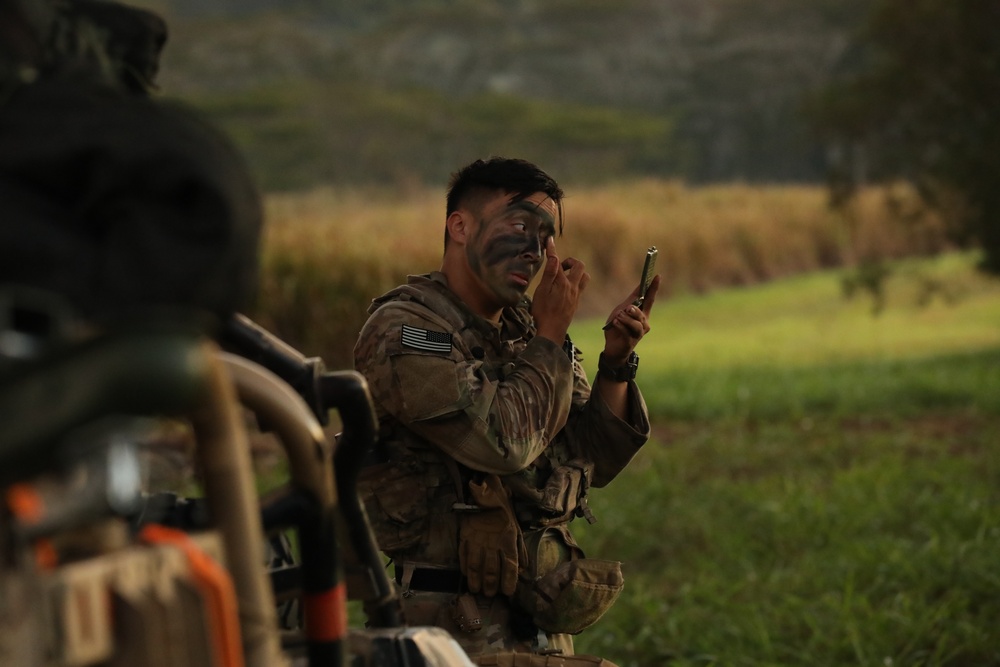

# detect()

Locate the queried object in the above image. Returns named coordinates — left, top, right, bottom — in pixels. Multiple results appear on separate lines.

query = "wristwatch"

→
left=598, top=351, right=639, bottom=382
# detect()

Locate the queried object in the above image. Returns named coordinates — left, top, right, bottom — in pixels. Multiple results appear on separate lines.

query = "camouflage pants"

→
left=400, top=589, right=575, bottom=657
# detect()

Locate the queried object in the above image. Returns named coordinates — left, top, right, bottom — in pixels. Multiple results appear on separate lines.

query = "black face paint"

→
left=508, top=200, right=557, bottom=238
left=474, top=200, right=554, bottom=269
left=465, top=195, right=557, bottom=310
left=481, top=233, right=539, bottom=268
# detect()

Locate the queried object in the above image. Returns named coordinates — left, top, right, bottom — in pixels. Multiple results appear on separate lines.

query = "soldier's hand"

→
left=458, top=474, right=527, bottom=598
left=602, top=274, right=660, bottom=362
left=532, top=237, right=589, bottom=345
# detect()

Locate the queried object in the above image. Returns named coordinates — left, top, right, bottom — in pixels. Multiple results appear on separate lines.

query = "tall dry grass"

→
left=250, top=181, right=953, bottom=367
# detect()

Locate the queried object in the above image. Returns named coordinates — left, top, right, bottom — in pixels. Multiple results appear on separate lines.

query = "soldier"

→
left=354, top=157, right=660, bottom=665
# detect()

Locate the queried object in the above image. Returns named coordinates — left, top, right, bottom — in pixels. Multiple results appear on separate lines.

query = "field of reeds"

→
left=252, top=181, right=955, bottom=368
left=255, top=181, right=999, bottom=666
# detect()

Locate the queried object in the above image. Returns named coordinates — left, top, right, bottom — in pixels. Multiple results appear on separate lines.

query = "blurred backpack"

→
left=0, top=0, right=262, bottom=332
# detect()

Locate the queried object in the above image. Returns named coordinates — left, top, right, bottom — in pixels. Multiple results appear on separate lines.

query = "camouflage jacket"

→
left=354, top=272, right=650, bottom=566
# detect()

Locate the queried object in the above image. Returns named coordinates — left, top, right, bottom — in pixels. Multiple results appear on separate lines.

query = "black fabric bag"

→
left=0, top=1, right=262, bottom=326
left=0, top=78, right=262, bottom=324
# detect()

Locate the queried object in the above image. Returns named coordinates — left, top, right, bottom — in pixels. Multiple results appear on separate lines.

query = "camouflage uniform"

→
left=354, top=272, right=650, bottom=659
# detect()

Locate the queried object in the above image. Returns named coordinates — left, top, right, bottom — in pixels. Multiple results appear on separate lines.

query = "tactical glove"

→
left=458, top=474, right=527, bottom=597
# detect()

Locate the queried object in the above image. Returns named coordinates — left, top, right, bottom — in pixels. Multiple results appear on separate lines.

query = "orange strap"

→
left=5, top=483, right=44, bottom=522
left=5, top=484, right=58, bottom=570
left=140, top=524, right=245, bottom=667
left=303, top=583, right=348, bottom=642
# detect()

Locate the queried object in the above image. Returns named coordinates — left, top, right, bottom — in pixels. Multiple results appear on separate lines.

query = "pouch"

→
left=356, top=461, right=428, bottom=551
left=506, top=458, right=596, bottom=527
left=538, top=459, right=595, bottom=525
left=514, top=526, right=623, bottom=635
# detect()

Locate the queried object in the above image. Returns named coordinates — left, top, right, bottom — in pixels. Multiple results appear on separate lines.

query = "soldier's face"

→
left=465, top=191, right=557, bottom=308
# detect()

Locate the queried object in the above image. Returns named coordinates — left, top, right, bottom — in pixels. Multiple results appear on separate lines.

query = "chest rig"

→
left=362, top=277, right=594, bottom=562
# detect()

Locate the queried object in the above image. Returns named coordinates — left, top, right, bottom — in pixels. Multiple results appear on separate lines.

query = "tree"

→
left=807, top=0, right=1000, bottom=272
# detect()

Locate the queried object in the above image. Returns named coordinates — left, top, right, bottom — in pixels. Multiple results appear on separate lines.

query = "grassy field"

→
left=567, top=252, right=1000, bottom=666
left=571, top=252, right=1000, bottom=421
left=256, top=182, right=997, bottom=665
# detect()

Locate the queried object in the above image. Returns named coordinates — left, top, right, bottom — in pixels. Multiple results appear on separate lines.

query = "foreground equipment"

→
left=0, top=304, right=474, bottom=666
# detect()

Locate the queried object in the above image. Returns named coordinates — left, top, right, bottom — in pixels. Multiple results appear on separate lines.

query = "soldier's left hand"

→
left=602, top=274, right=660, bottom=362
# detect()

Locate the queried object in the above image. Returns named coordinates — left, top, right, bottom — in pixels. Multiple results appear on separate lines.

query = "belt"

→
left=394, top=563, right=463, bottom=594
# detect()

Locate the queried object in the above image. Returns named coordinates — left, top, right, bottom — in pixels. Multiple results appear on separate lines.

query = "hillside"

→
left=148, top=0, right=874, bottom=190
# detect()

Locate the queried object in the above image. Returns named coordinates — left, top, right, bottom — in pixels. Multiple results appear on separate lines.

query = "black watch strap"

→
left=598, top=351, right=639, bottom=382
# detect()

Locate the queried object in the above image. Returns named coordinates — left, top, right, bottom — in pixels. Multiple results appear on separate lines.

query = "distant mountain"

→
left=150, top=0, right=873, bottom=190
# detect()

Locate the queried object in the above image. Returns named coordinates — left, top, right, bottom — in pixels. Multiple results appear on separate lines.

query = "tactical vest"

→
left=357, top=276, right=595, bottom=567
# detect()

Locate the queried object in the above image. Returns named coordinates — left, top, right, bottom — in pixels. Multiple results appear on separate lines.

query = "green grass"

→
left=574, top=417, right=1000, bottom=666
left=570, top=252, right=1000, bottom=421
left=565, top=252, right=1000, bottom=666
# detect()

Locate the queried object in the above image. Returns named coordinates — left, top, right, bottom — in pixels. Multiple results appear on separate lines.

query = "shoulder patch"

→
left=400, top=324, right=453, bottom=354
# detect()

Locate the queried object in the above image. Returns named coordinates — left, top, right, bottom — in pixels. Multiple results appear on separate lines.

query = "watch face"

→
left=625, top=354, right=638, bottom=380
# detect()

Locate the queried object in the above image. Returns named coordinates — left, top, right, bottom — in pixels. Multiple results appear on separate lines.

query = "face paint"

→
left=465, top=194, right=557, bottom=308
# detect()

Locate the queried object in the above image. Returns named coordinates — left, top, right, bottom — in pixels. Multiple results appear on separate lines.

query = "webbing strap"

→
left=5, top=483, right=58, bottom=569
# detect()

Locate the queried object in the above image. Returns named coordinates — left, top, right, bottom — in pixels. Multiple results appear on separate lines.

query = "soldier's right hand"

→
left=532, top=237, right=589, bottom=345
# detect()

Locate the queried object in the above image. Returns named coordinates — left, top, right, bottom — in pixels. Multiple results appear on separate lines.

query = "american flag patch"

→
left=401, top=324, right=453, bottom=353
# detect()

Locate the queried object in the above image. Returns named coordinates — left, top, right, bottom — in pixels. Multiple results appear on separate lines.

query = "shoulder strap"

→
left=375, top=280, right=470, bottom=330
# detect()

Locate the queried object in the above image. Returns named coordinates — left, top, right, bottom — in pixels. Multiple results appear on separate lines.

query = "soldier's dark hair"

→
left=445, top=157, right=564, bottom=246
